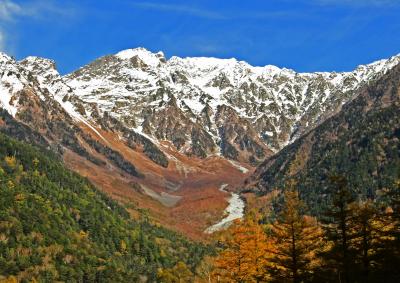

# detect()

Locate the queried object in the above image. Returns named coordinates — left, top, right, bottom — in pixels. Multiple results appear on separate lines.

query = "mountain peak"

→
left=0, top=52, right=15, bottom=65
left=19, top=56, right=57, bottom=72
left=115, top=47, right=166, bottom=66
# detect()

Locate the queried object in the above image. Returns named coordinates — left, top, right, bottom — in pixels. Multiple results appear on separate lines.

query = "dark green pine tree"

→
left=319, top=176, right=356, bottom=283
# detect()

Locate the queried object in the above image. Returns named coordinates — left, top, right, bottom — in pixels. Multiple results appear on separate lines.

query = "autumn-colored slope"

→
left=64, top=124, right=253, bottom=240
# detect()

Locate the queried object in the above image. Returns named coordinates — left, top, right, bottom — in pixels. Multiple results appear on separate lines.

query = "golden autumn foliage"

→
left=4, top=156, right=17, bottom=170
left=213, top=214, right=276, bottom=282
left=211, top=187, right=329, bottom=282
left=0, top=277, right=18, bottom=283
left=210, top=178, right=400, bottom=282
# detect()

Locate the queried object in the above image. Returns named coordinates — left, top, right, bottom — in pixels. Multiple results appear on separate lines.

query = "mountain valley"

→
left=0, top=48, right=399, bottom=239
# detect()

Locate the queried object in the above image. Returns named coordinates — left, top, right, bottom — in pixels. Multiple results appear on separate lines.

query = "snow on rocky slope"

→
left=0, top=52, right=151, bottom=178
left=0, top=52, right=94, bottom=128
left=63, top=48, right=400, bottom=164
left=1, top=49, right=400, bottom=165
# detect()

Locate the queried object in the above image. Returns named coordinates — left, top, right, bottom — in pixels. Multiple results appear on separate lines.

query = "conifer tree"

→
left=269, top=186, right=325, bottom=283
left=320, top=176, right=356, bottom=283
left=348, top=200, right=396, bottom=282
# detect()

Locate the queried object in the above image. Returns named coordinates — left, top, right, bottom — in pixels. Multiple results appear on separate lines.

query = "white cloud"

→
left=0, top=0, right=22, bottom=21
left=132, top=2, right=308, bottom=21
left=0, top=0, right=77, bottom=52
left=132, top=2, right=227, bottom=19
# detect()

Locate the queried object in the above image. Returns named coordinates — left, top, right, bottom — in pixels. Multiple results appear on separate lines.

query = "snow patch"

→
left=116, top=47, right=164, bottom=67
left=264, top=131, right=274, bottom=137
left=0, top=85, right=18, bottom=116
left=57, top=97, right=107, bottom=143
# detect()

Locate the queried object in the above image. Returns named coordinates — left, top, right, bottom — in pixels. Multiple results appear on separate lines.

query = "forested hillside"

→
left=0, top=133, right=210, bottom=282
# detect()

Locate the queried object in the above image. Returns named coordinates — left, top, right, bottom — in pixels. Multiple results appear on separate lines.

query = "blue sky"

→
left=1, top=0, right=400, bottom=74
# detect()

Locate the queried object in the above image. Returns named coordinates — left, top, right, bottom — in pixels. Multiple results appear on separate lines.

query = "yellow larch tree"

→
left=213, top=213, right=276, bottom=282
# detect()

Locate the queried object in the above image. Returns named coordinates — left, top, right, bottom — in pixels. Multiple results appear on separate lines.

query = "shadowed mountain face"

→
left=245, top=63, right=400, bottom=216
left=0, top=49, right=399, bottom=236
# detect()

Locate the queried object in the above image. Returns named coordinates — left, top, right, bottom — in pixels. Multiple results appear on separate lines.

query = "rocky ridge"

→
left=1, top=48, right=399, bottom=173
left=63, top=48, right=400, bottom=164
left=244, top=62, right=400, bottom=216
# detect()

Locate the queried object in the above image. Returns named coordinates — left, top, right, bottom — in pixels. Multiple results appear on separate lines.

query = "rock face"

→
left=63, top=48, right=400, bottom=164
left=244, top=62, right=400, bottom=216
left=1, top=48, right=399, bottom=170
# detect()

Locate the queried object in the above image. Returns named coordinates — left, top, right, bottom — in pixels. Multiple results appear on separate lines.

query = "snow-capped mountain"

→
left=244, top=57, right=400, bottom=219
left=1, top=48, right=400, bottom=166
left=63, top=48, right=400, bottom=164
left=0, top=52, right=161, bottom=178
left=1, top=48, right=399, bottom=237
